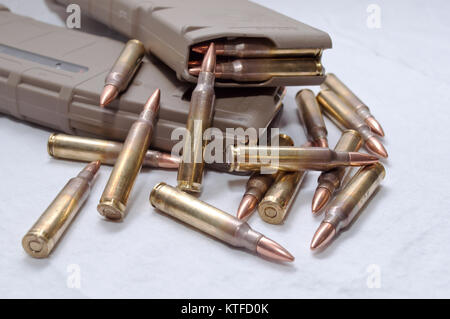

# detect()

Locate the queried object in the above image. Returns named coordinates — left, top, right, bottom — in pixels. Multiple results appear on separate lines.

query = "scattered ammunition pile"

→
left=22, top=40, right=388, bottom=262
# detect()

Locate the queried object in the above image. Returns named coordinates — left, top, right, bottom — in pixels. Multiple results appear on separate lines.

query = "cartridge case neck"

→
left=234, top=223, right=263, bottom=252
left=354, top=104, right=371, bottom=120
left=317, top=171, right=340, bottom=193
left=197, top=71, right=215, bottom=87
left=246, top=172, right=276, bottom=200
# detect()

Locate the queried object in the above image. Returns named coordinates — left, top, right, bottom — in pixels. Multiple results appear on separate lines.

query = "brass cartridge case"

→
left=47, top=133, right=179, bottom=169
left=150, top=183, right=294, bottom=262
left=258, top=169, right=306, bottom=225
left=296, top=89, right=328, bottom=147
left=105, top=39, right=145, bottom=92
left=151, top=183, right=261, bottom=249
left=22, top=161, right=100, bottom=258
left=214, top=58, right=323, bottom=82
left=100, top=39, right=146, bottom=106
left=317, top=89, right=387, bottom=157
left=193, top=39, right=322, bottom=58
left=315, top=130, right=363, bottom=205
left=98, top=90, right=160, bottom=220
left=177, top=44, right=216, bottom=193
left=228, top=145, right=377, bottom=172
left=324, top=163, right=385, bottom=231
left=321, top=73, right=384, bottom=135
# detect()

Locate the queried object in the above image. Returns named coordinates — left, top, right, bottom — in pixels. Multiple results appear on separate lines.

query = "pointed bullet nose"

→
left=315, top=138, right=329, bottom=148
left=365, top=116, right=385, bottom=137
left=80, top=160, right=101, bottom=180
left=312, top=187, right=331, bottom=214
left=92, top=160, right=101, bottom=170
left=192, top=43, right=223, bottom=55
left=256, top=236, right=295, bottom=262
left=310, top=222, right=336, bottom=250
left=192, top=44, right=208, bottom=54
left=236, top=194, right=258, bottom=220
left=348, top=152, right=380, bottom=166
left=99, top=84, right=119, bottom=107
left=365, top=137, right=388, bottom=158
left=201, top=43, right=216, bottom=73
left=188, top=60, right=201, bottom=67
left=188, top=67, right=201, bottom=76
left=87, top=160, right=101, bottom=175
left=144, top=88, right=161, bottom=113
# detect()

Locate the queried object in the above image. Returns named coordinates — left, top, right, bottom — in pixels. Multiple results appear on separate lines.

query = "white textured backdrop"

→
left=0, top=0, right=449, bottom=298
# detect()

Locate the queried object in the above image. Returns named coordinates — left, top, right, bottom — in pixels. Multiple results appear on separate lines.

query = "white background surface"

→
left=1, top=0, right=449, bottom=298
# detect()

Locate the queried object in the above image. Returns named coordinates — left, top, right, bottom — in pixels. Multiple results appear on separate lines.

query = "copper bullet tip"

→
left=144, top=88, right=161, bottom=113
left=158, top=153, right=181, bottom=169
left=236, top=194, right=258, bottom=220
left=311, top=187, right=331, bottom=214
left=192, top=44, right=208, bottom=54
left=365, top=116, right=385, bottom=137
left=192, top=43, right=224, bottom=55
left=86, top=160, right=101, bottom=174
left=189, top=67, right=201, bottom=76
left=188, top=60, right=201, bottom=67
left=80, top=160, right=101, bottom=180
left=348, top=152, right=380, bottom=166
left=315, top=138, right=329, bottom=148
left=310, top=222, right=336, bottom=250
left=302, top=141, right=314, bottom=148
left=256, top=236, right=294, bottom=262
left=99, top=84, right=119, bottom=107
left=201, top=43, right=216, bottom=73
left=92, top=160, right=101, bottom=169
left=365, top=136, right=388, bottom=158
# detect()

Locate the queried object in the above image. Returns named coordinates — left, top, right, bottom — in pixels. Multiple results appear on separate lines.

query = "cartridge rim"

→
left=258, top=200, right=284, bottom=225
left=22, top=232, right=49, bottom=258
left=97, top=199, right=126, bottom=220
left=149, top=182, right=166, bottom=207
left=47, top=133, right=58, bottom=157
left=342, top=129, right=361, bottom=139
left=295, top=88, right=314, bottom=99
left=277, top=134, right=294, bottom=147
left=128, top=39, right=144, bottom=47
left=369, top=162, right=386, bottom=177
